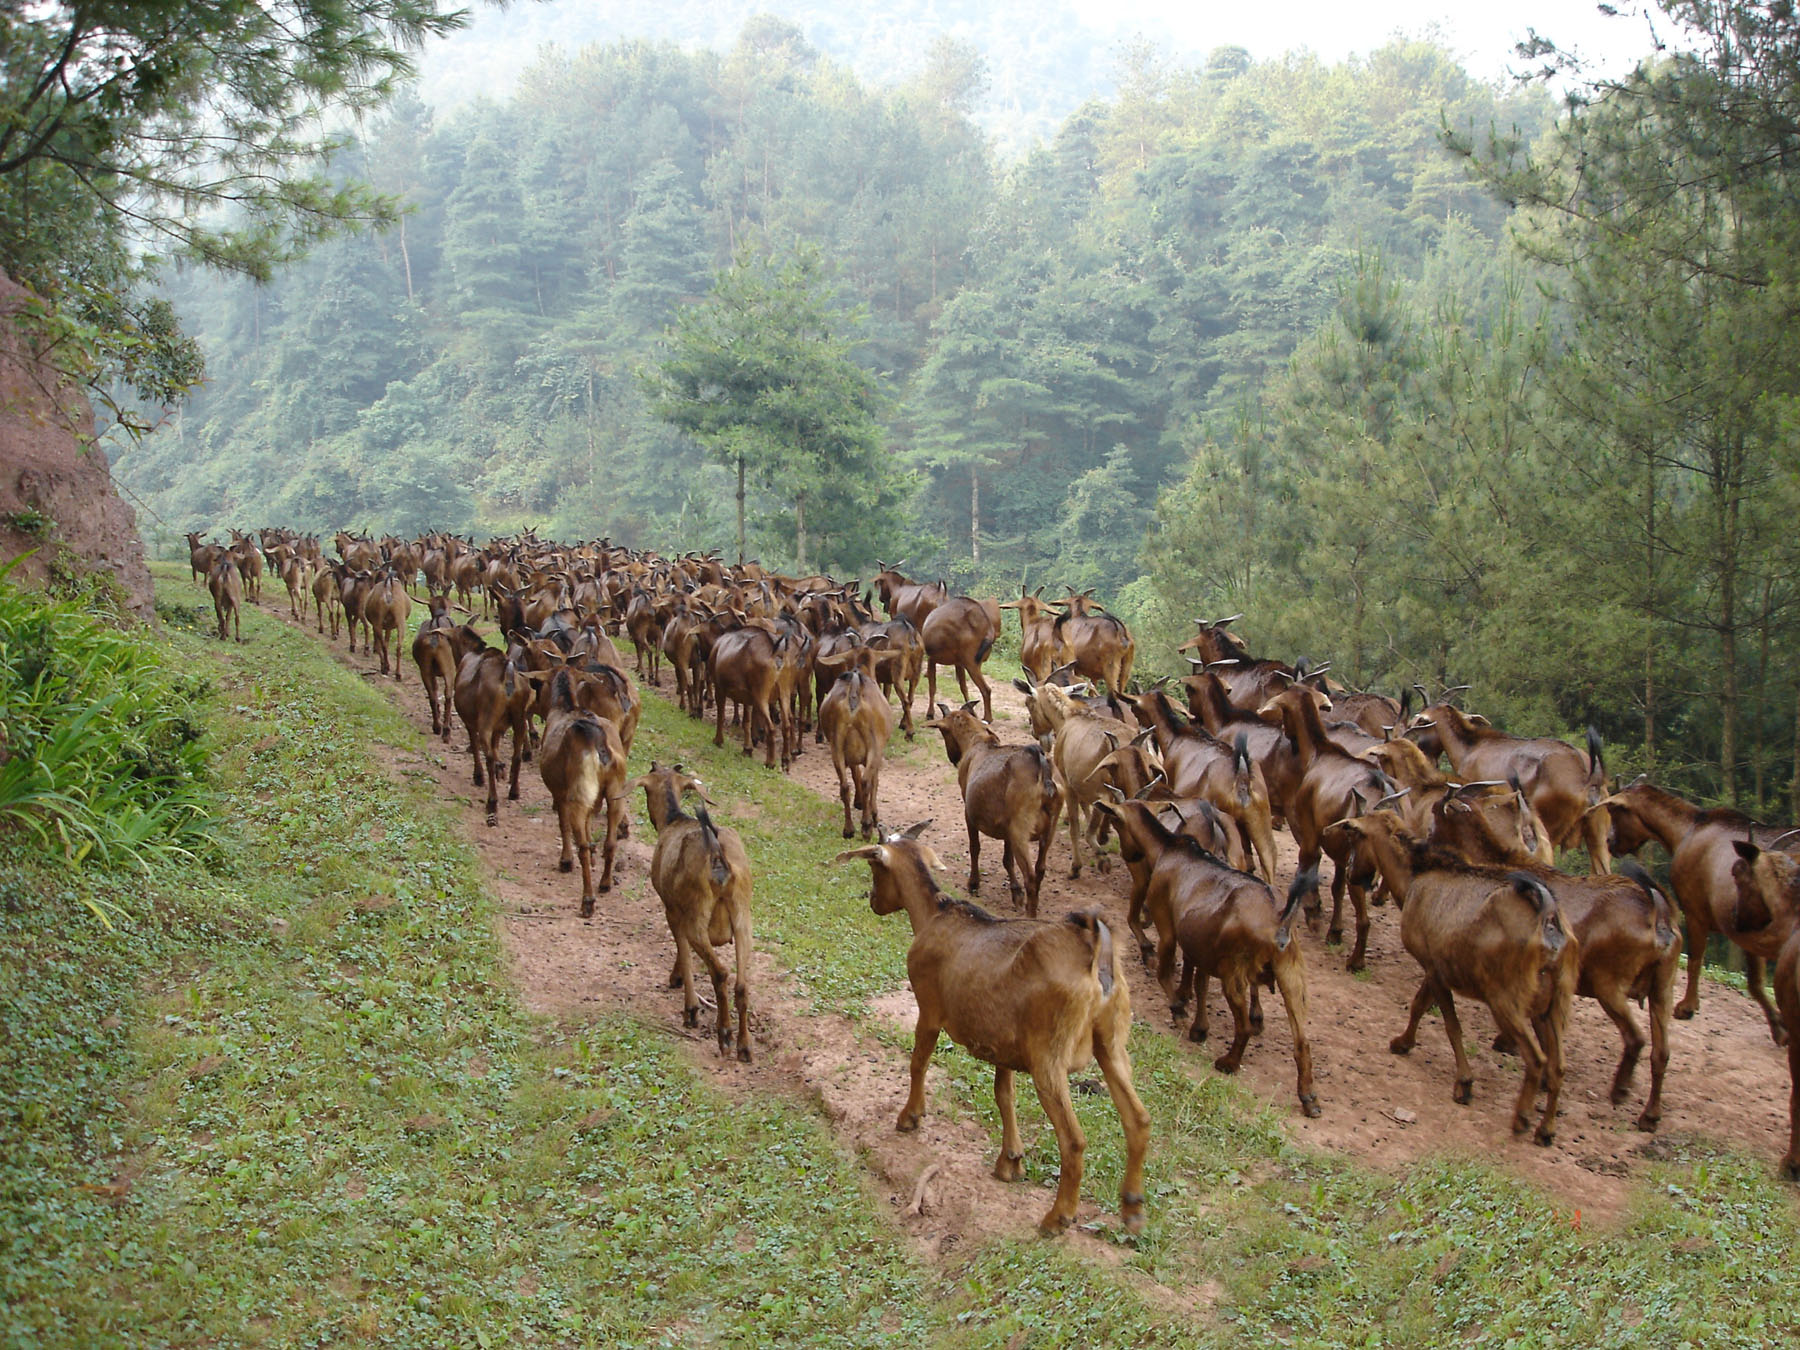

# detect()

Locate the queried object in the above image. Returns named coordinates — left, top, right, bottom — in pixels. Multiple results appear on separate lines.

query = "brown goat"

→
left=710, top=622, right=797, bottom=769
left=1050, top=592, right=1135, bottom=695
left=1426, top=792, right=1680, bottom=1130
left=836, top=829, right=1149, bottom=1234
left=636, top=764, right=754, bottom=1061
left=360, top=567, right=412, bottom=680
left=921, top=595, right=1001, bottom=723
left=453, top=646, right=533, bottom=825
left=999, top=587, right=1067, bottom=683
left=1096, top=792, right=1245, bottom=961
left=186, top=531, right=223, bottom=585
left=926, top=704, right=1062, bottom=917
left=816, top=640, right=897, bottom=840
left=1260, top=685, right=1394, bottom=971
left=1124, top=690, right=1279, bottom=882
left=311, top=564, right=341, bottom=639
left=1729, top=846, right=1800, bottom=1179
left=537, top=668, right=627, bottom=915
left=1407, top=703, right=1606, bottom=852
left=870, top=564, right=947, bottom=630
left=1328, top=811, right=1577, bottom=1144
left=413, top=620, right=485, bottom=741
left=207, top=554, right=243, bottom=642
left=1592, top=782, right=1796, bottom=1039
left=1025, top=680, right=1136, bottom=879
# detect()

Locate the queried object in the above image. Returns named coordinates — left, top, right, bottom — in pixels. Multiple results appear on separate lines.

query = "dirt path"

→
left=271, top=596, right=1794, bottom=1237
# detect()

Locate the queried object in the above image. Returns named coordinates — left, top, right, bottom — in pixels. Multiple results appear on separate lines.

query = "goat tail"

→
left=695, top=804, right=731, bottom=887
left=1064, top=909, right=1119, bottom=997
left=1616, top=858, right=1678, bottom=951
left=1507, top=871, right=1569, bottom=956
left=1233, top=730, right=1252, bottom=806
left=976, top=633, right=995, bottom=664
left=1276, top=868, right=1317, bottom=950
left=1585, top=725, right=1606, bottom=786
left=503, top=658, right=518, bottom=701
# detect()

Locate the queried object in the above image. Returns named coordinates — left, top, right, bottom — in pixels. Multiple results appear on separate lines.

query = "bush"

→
left=0, top=560, right=214, bottom=898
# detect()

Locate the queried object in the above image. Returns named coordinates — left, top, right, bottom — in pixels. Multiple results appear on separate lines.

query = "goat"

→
left=999, top=587, right=1067, bottom=683
left=1123, top=689, right=1279, bottom=882
left=413, top=620, right=485, bottom=741
left=1423, top=791, right=1680, bottom=1131
left=1327, top=811, right=1577, bottom=1144
left=360, top=566, right=412, bottom=680
left=453, top=645, right=533, bottom=825
left=921, top=595, right=1002, bottom=723
left=186, top=531, right=223, bottom=585
left=1181, top=668, right=1302, bottom=820
left=1095, top=792, right=1244, bottom=962
left=926, top=703, right=1062, bottom=917
left=1259, top=685, right=1394, bottom=971
left=710, top=621, right=797, bottom=769
left=1407, top=702, right=1606, bottom=852
left=816, top=639, right=896, bottom=840
left=624, top=585, right=663, bottom=685
left=1729, top=845, right=1800, bottom=1179
left=278, top=549, right=308, bottom=620
left=858, top=615, right=924, bottom=737
left=1021, top=679, right=1136, bottom=878
left=835, top=828, right=1149, bottom=1234
left=636, top=764, right=754, bottom=1061
left=538, top=668, right=627, bottom=915
left=227, top=529, right=263, bottom=602
left=1591, top=782, right=1797, bottom=1039
left=207, top=554, right=243, bottom=642
left=1050, top=591, right=1135, bottom=695
left=869, top=563, right=947, bottom=630
left=311, top=564, right=341, bottom=639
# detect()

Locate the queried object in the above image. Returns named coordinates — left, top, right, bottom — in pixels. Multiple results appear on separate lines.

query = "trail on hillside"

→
left=268, top=594, right=1794, bottom=1232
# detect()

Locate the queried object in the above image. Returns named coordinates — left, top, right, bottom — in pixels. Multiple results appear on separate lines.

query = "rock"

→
left=0, top=272, right=153, bottom=618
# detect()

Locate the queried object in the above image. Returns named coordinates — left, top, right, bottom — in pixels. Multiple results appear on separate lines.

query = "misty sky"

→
left=1082, top=1, right=1669, bottom=82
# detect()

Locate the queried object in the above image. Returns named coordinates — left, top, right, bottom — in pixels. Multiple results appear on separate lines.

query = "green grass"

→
left=4, top=571, right=1798, bottom=1349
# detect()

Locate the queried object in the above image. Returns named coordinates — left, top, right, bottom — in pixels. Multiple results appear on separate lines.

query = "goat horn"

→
left=1374, top=787, right=1411, bottom=811
left=1102, top=783, right=1126, bottom=801
left=1452, top=779, right=1507, bottom=794
left=1215, top=614, right=1243, bottom=626
left=1205, top=659, right=1241, bottom=669
left=1767, top=828, right=1800, bottom=851
left=1444, top=684, right=1472, bottom=694
left=899, top=820, right=933, bottom=840
left=1184, top=654, right=1206, bottom=667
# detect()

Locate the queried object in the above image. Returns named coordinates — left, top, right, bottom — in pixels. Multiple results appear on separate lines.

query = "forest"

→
left=90, top=5, right=1800, bottom=816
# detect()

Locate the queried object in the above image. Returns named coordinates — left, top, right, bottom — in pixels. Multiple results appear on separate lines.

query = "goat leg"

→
left=1747, top=956, right=1789, bottom=1046
left=992, top=1068, right=1026, bottom=1181
left=1390, top=977, right=1437, bottom=1056
left=1092, top=1023, right=1151, bottom=1234
left=1214, top=972, right=1252, bottom=1073
left=1674, top=913, right=1707, bottom=1020
left=897, top=1018, right=940, bottom=1132
left=1030, top=1070, right=1086, bottom=1235
left=1273, top=951, right=1321, bottom=1117
left=1438, top=989, right=1475, bottom=1106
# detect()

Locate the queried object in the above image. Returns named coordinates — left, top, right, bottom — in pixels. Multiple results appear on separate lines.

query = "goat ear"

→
left=831, top=845, right=887, bottom=866
left=1733, top=839, right=1761, bottom=864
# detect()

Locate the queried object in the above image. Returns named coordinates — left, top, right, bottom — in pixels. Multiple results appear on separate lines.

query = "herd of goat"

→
left=185, top=526, right=1800, bottom=1235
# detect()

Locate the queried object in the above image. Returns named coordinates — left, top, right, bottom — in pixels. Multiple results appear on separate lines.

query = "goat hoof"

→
left=485, top=813, right=499, bottom=828
left=1138, top=943, right=1156, bottom=967
left=1036, top=1212, right=1073, bottom=1237
left=1326, top=928, right=1343, bottom=946
left=1096, top=856, right=1111, bottom=874
left=737, top=1046, right=752, bottom=1064
left=1453, top=1081, right=1474, bottom=1105
left=1346, top=957, right=1366, bottom=974
left=683, top=1008, right=699, bottom=1028
left=1492, top=1036, right=1517, bottom=1055
left=1300, top=1094, right=1322, bottom=1119
left=507, top=788, right=520, bottom=801
left=1212, top=1054, right=1240, bottom=1074
left=1634, top=1112, right=1660, bottom=1132
left=895, top=1112, right=921, bottom=1133
left=1772, top=1025, right=1790, bottom=1047
left=579, top=902, right=594, bottom=919
left=843, top=825, right=856, bottom=839
left=993, top=1153, right=1025, bottom=1182
left=1389, top=1038, right=1412, bottom=1056
left=1783, top=1159, right=1800, bottom=1183
left=1189, top=1026, right=1210, bottom=1045
left=558, top=859, right=573, bottom=873
left=1610, top=1084, right=1632, bottom=1107
left=668, top=973, right=683, bottom=990
left=1533, top=1126, right=1556, bottom=1147
left=1673, top=1004, right=1697, bottom=1021
left=1120, top=1195, right=1146, bottom=1234
left=1068, top=865, right=1081, bottom=880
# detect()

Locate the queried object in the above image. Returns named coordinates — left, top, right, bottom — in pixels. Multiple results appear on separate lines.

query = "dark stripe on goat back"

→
left=695, top=805, right=731, bottom=886
left=935, top=892, right=1001, bottom=923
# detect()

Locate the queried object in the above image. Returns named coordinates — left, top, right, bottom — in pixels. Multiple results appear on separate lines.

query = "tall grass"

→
left=0, top=560, right=213, bottom=894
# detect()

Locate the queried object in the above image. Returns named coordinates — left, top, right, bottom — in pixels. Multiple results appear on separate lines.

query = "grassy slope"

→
left=2, top=568, right=1796, bottom=1348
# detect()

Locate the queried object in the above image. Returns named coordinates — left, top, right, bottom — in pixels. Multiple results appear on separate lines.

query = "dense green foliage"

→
left=643, top=245, right=895, bottom=569
left=118, top=25, right=1548, bottom=583
left=0, top=563, right=211, bottom=884
left=0, top=2, right=467, bottom=427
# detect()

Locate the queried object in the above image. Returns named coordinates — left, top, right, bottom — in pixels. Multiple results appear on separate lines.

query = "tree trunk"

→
left=1719, top=484, right=1739, bottom=806
left=736, top=454, right=747, bottom=567
left=1790, top=681, right=1799, bottom=817
left=794, top=494, right=807, bottom=572
left=970, top=464, right=981, bottom=565
left=399, top=216, right=414, bottom=302
left=1752, top=574, right=1773, bottom=811
left=1642, top=443, right=1656, bottom=774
